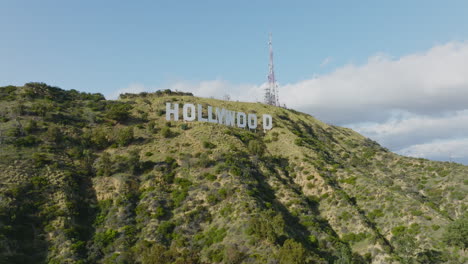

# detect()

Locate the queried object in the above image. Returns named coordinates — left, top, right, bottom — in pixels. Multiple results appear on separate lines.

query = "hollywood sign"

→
left=165, top=102, right=273, bottom=130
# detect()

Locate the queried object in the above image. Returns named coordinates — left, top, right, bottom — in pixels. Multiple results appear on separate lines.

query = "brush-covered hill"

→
left=0, top=83, right=466, bottom=264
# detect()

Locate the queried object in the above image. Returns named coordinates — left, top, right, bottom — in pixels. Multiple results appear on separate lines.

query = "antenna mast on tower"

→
left=265, top=33, right=279, bottom=106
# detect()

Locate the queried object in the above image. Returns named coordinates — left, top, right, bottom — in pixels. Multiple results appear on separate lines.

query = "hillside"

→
left=0, top=83, right=466, bottom=264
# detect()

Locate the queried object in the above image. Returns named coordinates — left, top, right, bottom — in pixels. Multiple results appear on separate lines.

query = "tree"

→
left=278, top=239, right=306, bottom=264
left=46, top=125, right=62, bottom=143
left=89, top=128, right=110, bottom=149
left=24, top=119, right=37, bottom=133
left=105, top=103, right=132, bottom=122
left=127, top=149, right=140, bottom=174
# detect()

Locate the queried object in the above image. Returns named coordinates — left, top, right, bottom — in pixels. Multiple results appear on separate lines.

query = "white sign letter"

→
left=225, top=110, right=236, bottom=126
left=216, top=108, right=226, bottom=125
left=166, top=103, right=179, bottom=121
left=197, top=104, right=208, bottom=122
left=263, top=114, right=273, bottom=130
left=237, top=112, right=246, bottom=128
left=207, top=106, right=217, bottom=123
left=248, top=114, right=258, bottom=129
left=183, top=103, right=196, bottom=121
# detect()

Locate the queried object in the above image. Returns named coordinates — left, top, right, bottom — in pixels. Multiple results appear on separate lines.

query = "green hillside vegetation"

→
left=0, top=82, right=466, bottom=264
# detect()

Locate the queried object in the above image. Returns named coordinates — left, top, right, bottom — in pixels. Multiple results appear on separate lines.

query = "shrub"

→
left=172, top=189, right=188, bottom=207
left=408, top=223, right=420, bottom=235
left=248, top=140, right=265, bottom=156
left=339, top=211, right=352, bottom=221
left=175, top=178, right=192, bottom=188
left=87, top=128, right=110, bottom=149
left=140, top=243, right=170, bottom=264
left=218, top=188, right=229, bottom=199
left=442, top=212, right=467, bottom=249
left=308, top=235, right=318, bottom=245
left=450, top=191, right=465, bottom=200
left=70, top=240, right=86, bottom=256
left=0, top=85, right=17, bottom=101
left=94, top=229, right=118, bottom=248
left=161, top=127, right=172, bottom=138
left=391, top=226, right=407, bottom=236
left=199, top=227, right=227, bottom=246
left=157, top=109, right=165, bottom=116
left=203, top=173, right=217, bottom=181
left=271, top=132, right=279, bottom=141
left=207, top=193, right=219, bottom=205
left=246, top=211, right=284, bottom=243
left=96, top=152, right=112, bottom=176
left=105, top=103, right=132, bottom=122
left=32, top=152, right=52, bottom=167
left=157, top=221, right=175, bottom=243
left=278, top=239, right=306, bottom=264
left=220, top=204, right=233, bottom=217
left=342, top=232, right=368, bottom=244
left=24, top=120, right=38, bottom=133
left=223, top=244, right=245, bottom=264
left=306, top=195, right=320, bottom=207
left=153, top=206, right=166, bottom=219
left=127, top=149, right=141, bottom=174
left=165, top=156, right=178, bottom=169
left=294, top=138, right=303, bottom=146
left=410, top=210, right=423, bottom=216
left=197, top=153, right=213, bottom=168
left=208, top=248, right=224, bottom=262
left=339, top=176, right=357, bottom=185
left=203, top=141, right=216, bottom=149
left=46, top=125, right=62, bottom=143
left=180, top=123, right=189, bottom=130
left=391, top=233, right=416, bottom=262
left=147, top=120, right=157, bottom=133
left=14, top=135, right=39, bottom=147
left=122, top=225, right=137, bottom=247
left=367, top=209, right=384, bottom=221
left=116, top=126, right=134, bottom=146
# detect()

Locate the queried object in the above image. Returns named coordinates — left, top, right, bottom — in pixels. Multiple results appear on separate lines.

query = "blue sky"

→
left=3, top=1, right=468, bottom=92
left=2, top=1, right=468, bottom=164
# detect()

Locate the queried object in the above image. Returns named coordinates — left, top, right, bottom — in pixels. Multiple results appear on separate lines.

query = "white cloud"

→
left=108, top=83, right=147, bottom=99
left=398, top=138, right=468, bottom=164
left=166, top=80, right=265, bottom=103
left=280, top=41, right=468, bottom=124
left=348, top=110, right=468, bottom=150
left=320, top=57, right=332, bottom=67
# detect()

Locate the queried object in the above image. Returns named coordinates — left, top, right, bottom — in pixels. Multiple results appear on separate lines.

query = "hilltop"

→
left=0, top=83, right=466, bottom=264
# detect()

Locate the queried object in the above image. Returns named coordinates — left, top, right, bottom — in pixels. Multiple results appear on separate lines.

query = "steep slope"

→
left=0, top=83, right=466, bottom=264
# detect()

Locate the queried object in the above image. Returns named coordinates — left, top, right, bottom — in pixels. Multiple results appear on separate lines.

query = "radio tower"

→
left=265, top=33, right=279, bottom=106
